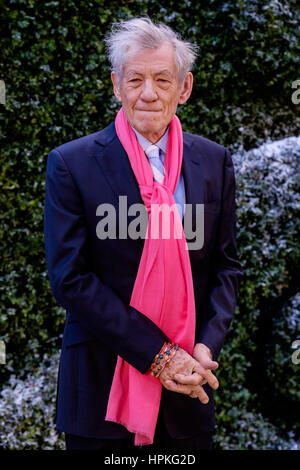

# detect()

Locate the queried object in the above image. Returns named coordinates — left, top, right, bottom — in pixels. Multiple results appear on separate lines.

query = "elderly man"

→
left=44, top=17, right=243, bottom=451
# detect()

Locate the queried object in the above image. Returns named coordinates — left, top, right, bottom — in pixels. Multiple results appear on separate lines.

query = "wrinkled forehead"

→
left=121, top=42, right=178, bottom=77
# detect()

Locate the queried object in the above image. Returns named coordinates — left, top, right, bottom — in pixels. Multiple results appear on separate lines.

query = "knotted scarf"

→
left=105, top=107, right=196, bottom=445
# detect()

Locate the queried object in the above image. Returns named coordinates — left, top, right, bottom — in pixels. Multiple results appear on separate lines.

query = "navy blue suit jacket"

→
left=43, top=120, right=243, bottom=439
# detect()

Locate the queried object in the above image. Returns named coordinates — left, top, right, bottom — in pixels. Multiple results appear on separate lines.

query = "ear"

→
left=178, top=72, right=193, bottom=105
left=111, top=72, right=122, bottom=103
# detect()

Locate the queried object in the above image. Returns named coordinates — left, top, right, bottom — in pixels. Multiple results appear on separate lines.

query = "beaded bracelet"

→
left=150, top=341, right=179, bottom=378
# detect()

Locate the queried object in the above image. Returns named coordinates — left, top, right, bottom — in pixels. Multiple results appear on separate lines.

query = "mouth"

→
left=135, top=109, right=161, bottom=112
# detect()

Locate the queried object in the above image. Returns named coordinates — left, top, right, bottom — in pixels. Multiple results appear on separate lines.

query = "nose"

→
left=140, top=78, right=158, bottom=101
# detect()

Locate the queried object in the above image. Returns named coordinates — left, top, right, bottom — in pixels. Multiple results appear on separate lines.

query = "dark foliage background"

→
left=0, top=0, right=299, bottom=449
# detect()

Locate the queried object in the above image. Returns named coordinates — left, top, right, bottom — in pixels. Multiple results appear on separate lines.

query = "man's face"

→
left=111, top=43, right=193, bottom=143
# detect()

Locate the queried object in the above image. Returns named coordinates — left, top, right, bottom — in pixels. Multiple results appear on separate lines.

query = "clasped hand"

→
left=158, top=343, right=219, bottom=404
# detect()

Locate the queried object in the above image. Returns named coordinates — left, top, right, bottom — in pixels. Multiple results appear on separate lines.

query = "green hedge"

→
left=0, top=353, right=64, bottom=450
left=215, top=136, right=300, bottom=444
left=0, top=352, right=298, bottom=450
left=0, top=137, right=299, bottom=449
left=0, top=0, right=299, bottom=448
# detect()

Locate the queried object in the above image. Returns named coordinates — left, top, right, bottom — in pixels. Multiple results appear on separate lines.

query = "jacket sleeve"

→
left=44, top=149, right=167, bottom=374
left=195, top=148, right=243, bottom=360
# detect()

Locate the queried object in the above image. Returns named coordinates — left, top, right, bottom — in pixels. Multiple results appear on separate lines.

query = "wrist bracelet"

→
left=150, top=341, right=179, bottom=378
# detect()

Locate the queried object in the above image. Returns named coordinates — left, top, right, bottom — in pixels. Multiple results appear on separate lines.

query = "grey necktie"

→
left=145, top=144, right=165, bottom=184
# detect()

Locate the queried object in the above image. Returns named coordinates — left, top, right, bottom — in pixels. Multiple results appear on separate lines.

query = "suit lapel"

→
left=92, top=122, right=204, bottom=214
left=92, top=122, right=143, bottom=208
left=182, top=135, right=205, bottom=232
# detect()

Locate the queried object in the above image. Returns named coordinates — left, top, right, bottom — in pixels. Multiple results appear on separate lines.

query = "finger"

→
left=164, top=378, right=210, bottom=404
left=195, top=386, right=209, bottom=404
left=193, top=360, right=219, bottom=373
left=164, top=379, right=198, bottom=396
left=192, top=363, right=219, bottom=390
left=174, top=373, right=203, bottom=386
left=201, top=370, right=219, bottom=390
left=202, top=359, right=219, bottom=370
left=189, top=391, right=198, bottom=399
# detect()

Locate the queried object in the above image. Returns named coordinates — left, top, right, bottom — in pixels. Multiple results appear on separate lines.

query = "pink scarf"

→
left=105, top=107, right=196, bottom=445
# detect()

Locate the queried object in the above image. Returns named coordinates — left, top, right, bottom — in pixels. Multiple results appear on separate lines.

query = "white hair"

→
left=105, top=17, right=198, bottom=83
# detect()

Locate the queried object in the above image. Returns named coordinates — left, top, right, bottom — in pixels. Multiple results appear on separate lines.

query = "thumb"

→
left=194, top=356, right=219, bottom=371
left=201, top=359, right=219, bottom=370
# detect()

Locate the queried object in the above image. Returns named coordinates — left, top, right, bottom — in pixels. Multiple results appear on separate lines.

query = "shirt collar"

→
left=132, top=126, right=169, bottom=156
